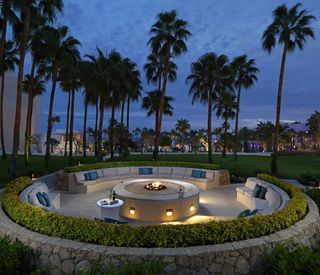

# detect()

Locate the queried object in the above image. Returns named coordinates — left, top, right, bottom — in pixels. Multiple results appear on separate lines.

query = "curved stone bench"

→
left=236, top=177, right=291, bottom=215
left=0, top=189, right=319, bottom=275
left=56, top=166, right=230, bottom=194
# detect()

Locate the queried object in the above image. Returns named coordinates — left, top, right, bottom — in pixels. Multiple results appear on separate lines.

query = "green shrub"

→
left=2, top=174, right=307, bottom=248
left=307, top=189, right=320, bottom=209
left=64, top=161, right=220, bottom=173
left=0, top=235, right=29, bottom=275
left=257, top=244, right=320, bottom=275
left=299, top=173, right=320, bottom=187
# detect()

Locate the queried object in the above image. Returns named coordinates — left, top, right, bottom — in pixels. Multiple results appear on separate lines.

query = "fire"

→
left=144, top=181, right=167, bottom=191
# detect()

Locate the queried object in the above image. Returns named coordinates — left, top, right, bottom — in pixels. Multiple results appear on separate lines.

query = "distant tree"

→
left=262, top=3, right=316, bottom=174
left=175, top=118, right=190, bottom=150
left=307, top=111, right=320, bottom=149
left=186, top=53, right=233, bottom=163
left=256, top=121, right=274, bottom=152
left=231, top=55, right=259, bottom=160
left=30, top=134, right=42, bottom=153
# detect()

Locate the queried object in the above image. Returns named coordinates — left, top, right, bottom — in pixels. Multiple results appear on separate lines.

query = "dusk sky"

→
left=37, top=0, right=320, bottom=133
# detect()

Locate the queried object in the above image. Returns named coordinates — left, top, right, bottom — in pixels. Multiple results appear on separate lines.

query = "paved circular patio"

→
left=57, top=184, right=247, bottom=225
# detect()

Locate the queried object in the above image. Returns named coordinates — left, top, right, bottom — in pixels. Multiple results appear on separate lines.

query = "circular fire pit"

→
left=144, top=181, right=167, bottom=191
left=113, top=179, right=200, bottom=222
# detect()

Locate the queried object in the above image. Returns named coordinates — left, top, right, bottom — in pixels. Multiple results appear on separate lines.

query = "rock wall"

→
left=0, top=189, right=319, bottom=275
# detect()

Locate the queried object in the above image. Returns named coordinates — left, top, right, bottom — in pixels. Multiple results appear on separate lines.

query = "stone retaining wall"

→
left=0, top=189, right=319, bottom=275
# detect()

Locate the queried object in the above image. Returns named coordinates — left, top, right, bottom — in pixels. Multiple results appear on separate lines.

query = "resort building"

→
left=0, top=74, right=42, bottom=154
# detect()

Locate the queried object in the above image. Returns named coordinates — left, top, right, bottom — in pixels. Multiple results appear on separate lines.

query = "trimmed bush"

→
left=0, top=235, right=30, bottom=275
left=2, top=174, right=307, bottom=248
left=257, top=244, right=320, bottom=275
left=307, top=189, right=320, bottom=209
left=64, top=161, right=220, bottom=173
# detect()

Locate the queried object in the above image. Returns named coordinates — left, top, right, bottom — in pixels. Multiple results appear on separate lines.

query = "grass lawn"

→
left=0, top=153, right=318, bottom=188
left=124, top=153, right=320, bottom=180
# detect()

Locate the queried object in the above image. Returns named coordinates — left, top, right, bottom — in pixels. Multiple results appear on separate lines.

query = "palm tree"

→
left=40, top=25, right=80, bottom=169
left=10, top=0, right=63, bottom=176
left=60, top=55, right=81, bottom=165
left=86, top=48, right=110, bottom=159
left=231, top=55, right=259, bottom=160
left=148, top=10, right=191, bottom=160
left=0, top=40, right=19, bottom=159
left=215, top=90, right=236, bottom=157
left=175, top=118, right=190, bottom=150
left=186, top=52, right=234, bottom=163
left=256, top=121, right=274, bottom=152
left=9, top=0, right=33, bottom=177
left=142, top=90, right=174, bottom=149
left=23, top=74, right=45, bottom=164
left=262, top=3, right=315, bottom=174
left=0, top=0, right=18, bottom=70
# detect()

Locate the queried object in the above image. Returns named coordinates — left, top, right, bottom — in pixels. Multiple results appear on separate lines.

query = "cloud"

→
left=37, top=0, right=320, bottom=133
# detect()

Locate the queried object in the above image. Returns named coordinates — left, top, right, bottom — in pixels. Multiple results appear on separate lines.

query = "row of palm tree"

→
left=0, top=2, right=316, bottom=177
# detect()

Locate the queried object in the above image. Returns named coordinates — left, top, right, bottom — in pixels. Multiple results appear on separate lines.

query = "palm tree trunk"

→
left=44, top=63, right=59, bottom=170
left=24, top=60, right=36, bottom=165
left=82, top=99, right=88, bottom=157
left=154, top=48, right=169, bottom=160
left=271, top=42, right=288, bottom=175
left=0, top=0, right=9, bottom=68
left=10, top=2, right=31, bottom=177
left=0, top=72, right=7, bottom=159
left=208, top=89, right=213, bottom=163
left=119, top=98, right=125, bottom=156
left=94, top=102, right=98, bottom=157
left=125, top=96, right=130, bottom=156
left=68, top=87, right=75, bottom=165
left=233, top=84, right=242, bottom=161
left=120, top=99, right=125, bottom=125
left=126, top=96, right=130, bottom=132
left=97, top=97, right=104, bottom=159
left=222, top=110, right=228, bottom=158
left=64, top=91, right=70, bottom=157
left=110, top=103, right=115, bottom=158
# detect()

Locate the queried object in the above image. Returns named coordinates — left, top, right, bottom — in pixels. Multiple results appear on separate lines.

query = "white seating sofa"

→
left=236, top=177, right=290, bottom=214
left=19, top=181, right=60, bottom=211
left=67, top=166, right=230, bottom=193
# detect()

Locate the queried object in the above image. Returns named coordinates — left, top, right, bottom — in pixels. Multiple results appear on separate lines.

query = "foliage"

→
left=2, top=174, right=307, bottom=248
left=257, top=244, right=320, bottom=275
left=306, top=189, right=320, bottom=209
left=298, top=173, right=320, bottom=186
left=64, top=161, right=220, bottom=173
left=0, top=236, right=30, bottom=275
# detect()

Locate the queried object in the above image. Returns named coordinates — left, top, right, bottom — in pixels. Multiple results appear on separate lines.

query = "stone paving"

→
left=57, top=184, right=247, bottom=225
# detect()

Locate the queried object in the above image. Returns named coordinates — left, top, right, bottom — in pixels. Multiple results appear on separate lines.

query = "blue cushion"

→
left=252, top=185, right=262, bottom=198
left=258, top=186, right=267, bottom=199
left=89, top=171, right=98, bottom=180
left=250, top=209, right=259, bottom=215
left=238, top=209, right=251, bottom=218
left=192, top=170, right=206, bottom=178
left=36, top=192, right=47, bottom=207
left=42, top=192, right=51, bottom=207
left=139, top=168, right=152, bottom=175
left=84, top=172, right=91, bottom=181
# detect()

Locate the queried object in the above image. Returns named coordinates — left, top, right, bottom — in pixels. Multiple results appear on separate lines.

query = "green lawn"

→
left=125, top=153, right=320, bottom=180
left=0, top=154, right=318, bottom=188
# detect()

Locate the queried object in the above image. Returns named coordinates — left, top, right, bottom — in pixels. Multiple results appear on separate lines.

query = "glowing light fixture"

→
left=166, top=209, right=173, bottom=217
left=129, top=207, right=135, bottom=215
left=189, top=204, right=195, bottom=212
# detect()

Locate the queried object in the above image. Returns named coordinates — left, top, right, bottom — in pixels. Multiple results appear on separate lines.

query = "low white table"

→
left=96, top=198, right=124, bottom=220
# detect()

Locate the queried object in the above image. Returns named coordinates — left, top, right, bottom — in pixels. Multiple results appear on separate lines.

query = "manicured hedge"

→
left=64, top=161, right=220, bottom=173
left=2, top=174, right=307, bottom=248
